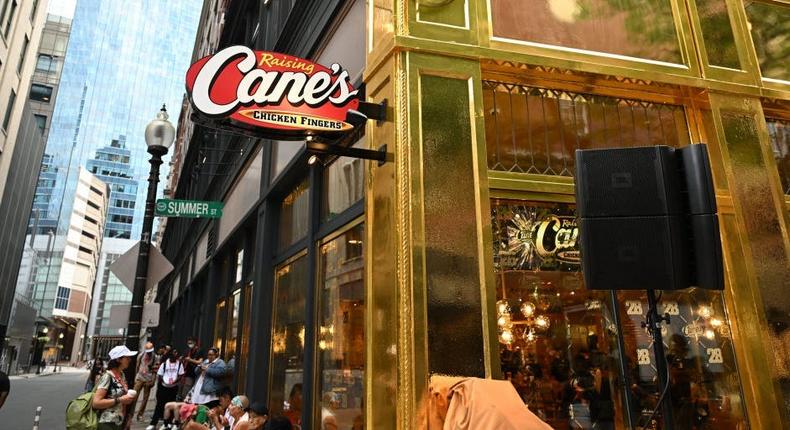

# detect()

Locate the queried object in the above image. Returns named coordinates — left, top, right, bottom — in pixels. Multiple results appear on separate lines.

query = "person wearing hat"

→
left=92, top=345, right=139, bottom=430
left=132, top=341, right=158, bottom=422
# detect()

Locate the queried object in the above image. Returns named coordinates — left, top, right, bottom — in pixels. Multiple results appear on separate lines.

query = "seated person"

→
left=263, top=415, right=292, bottom=430
left=237, top=402, right=269, bottom=430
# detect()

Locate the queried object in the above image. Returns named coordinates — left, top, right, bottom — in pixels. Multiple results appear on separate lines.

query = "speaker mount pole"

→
left=644, top=289, right=674, bottom=429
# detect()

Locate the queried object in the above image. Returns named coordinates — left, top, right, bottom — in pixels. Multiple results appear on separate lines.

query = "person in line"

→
left=92, top=345, right=139, bottom=430
left=282, top=383, right=302, bottom=427
left=224, top=395, right=250, bottom=430
left=237, top=402, right=268, bottom=430
left=147, top=349, right=185, bottom=430
left=180, top=337, right=204, bottom=401
left=191, top=347, right=226, bottom=406
left=0, top=369, right=9, bottom=410
left=205, top=388, right=234, bottom=430
left=85, top=358, right=105, bottom=392
left=320, top=392, right=338, bottom=430
left=133, top=342, right=158, bottom=422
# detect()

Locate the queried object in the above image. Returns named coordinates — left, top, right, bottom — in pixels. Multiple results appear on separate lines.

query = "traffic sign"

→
left=155, top=199, right=223, bottom=218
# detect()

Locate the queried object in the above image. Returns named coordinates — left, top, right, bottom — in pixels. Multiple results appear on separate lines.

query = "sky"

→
left=48, top=0, right=78, bottom=19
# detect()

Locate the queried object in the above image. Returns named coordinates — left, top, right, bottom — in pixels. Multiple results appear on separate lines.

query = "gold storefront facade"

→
left=362, top=1, right=790, bottom=429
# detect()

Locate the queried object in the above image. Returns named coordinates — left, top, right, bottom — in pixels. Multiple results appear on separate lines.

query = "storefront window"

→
left=278, top=179, right=310, bottom=251
left=235, top=249, right=244, bottom=283
left=322, top=137, right=366, bottom=222
left=491, top=199, right=746, bottom=429
left=766, top=117, right=790, bottom=195
left=745, top=2, right=790, bottom=82
left=225, top=289, right=241, bottom=362
left=213, top=299, right=227, bottom=355
left=490, top=0, right=683, bottom=64
left=483, top=83, right=690, bottom=175
left=237, top=284, right=252, bottom=393
left=271, top=140, right=303, bottom=180
left=269, top=255, right=308, bottom=418
left=316, top=223, right=365, bottom=430
left=615, top=289, right=746, bottom=427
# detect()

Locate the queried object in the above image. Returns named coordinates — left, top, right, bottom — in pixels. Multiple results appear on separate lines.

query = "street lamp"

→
left=55, top=332, right=64, bottom=372
left=125, top=105, right=175, bottom=381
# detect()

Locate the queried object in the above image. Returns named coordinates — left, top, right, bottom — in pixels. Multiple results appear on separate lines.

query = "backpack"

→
left=65, top=388, right=97, bottom=430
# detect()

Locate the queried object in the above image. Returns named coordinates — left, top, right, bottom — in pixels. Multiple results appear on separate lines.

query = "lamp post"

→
left=125, top=105, right=175, bottom=382
left=55, top=332, right=64, bottom=372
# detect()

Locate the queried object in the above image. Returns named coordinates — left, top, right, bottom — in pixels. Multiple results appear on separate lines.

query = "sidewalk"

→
left=129, top=383, right=159, bottom=430
left=8, top=364, right=88, bottom=380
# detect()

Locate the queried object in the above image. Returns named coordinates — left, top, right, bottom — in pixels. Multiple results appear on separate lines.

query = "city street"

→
left=0, top=370, right=88, bottom=429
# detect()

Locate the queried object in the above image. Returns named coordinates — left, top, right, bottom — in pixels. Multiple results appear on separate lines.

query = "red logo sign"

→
left=186, top=46, right=359, bottom=134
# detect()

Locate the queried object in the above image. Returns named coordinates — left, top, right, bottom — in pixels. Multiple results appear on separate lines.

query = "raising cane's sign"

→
left=186, top=46, right=359, bottom=135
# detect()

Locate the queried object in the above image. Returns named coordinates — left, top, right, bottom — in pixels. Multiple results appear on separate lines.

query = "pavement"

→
left=0, top=365, right=159, bottom=430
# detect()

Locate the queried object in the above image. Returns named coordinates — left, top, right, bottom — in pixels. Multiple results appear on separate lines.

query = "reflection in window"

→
left=491, top=199, right=746, bottom=429
left=236, top=249, right=244, bottom=283
left=214, top=299, right=227, bottom=355
left=322, top=137, right=366, bottom=222
left=237, top=284, right=252, bottom=393
left=270, top=255, right=307, bottom=420
left=30, top=84, right=53, bottom=103
left=278, top=179, right=310, bottom=251
left=766, top=117, right=790, bottom=195
left=616, top=289, right=746, bottom=428
left=696, top=0, right=740, bottom=69
left=490, top=0, right=682, bottom=64
left=483, top=82, right=690, bottom=175
left=317, top=223, right=365, bottom=430
left=225, top=289, right=240, bottom=362
left=271, top=140, right=303, bottom=180
left=745, top=2, right=790, bottom=82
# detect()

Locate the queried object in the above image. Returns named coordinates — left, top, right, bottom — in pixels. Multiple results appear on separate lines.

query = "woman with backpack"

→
left=92, top=345, right=139, bottom=430
left=147, top=349, right=185, bottom=430
left=85, top=358, right=105, bottom=392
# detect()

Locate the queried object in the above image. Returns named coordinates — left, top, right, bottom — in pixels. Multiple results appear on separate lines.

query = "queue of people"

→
left=74, top=336, right=298, bottom=430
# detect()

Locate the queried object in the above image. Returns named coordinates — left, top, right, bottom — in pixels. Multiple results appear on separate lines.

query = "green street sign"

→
left=155, top=199, right=223, bottom=218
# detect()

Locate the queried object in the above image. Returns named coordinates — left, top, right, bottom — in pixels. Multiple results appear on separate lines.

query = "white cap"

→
left=108, top=345, right=137, bottom=360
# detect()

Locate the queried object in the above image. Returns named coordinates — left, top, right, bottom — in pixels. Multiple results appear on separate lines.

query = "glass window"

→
left=17, top=35, right=28, bottom=73
left=316, top=223, right=365, bottom=430
left=4, top=0, right=16, bottom=38
left=237, top=284, right=252, bottom=393
left=29, top=84, right=53, bottom=103
left=235, top=249, right=244, bottom=284
left=213, top=299, right=227, bottom=355
left=322, top=137, right=365, bottom=222
left=745, top=2, right=790, bottom=82
left=269, top=255, right=308, bottom=420
left=278, top=179, right=310, bottom=251
left=766, top=117, right=790, bottom=195
left=483, top=82, right=690, bottom=175
left=490, top=0, right=682, bottom=64
left=695, top=0, right=740, bottom=69
left=225, top=289, right=241, bottom=362
left=55, top=286, right=70, bottom=310
left=33, top=114, right=46, bottom=134
left=3, top=89, right=15, bottom=131
left=491, top=199, right=747, bottom=429
left=271, top=140, right=303, bottom=180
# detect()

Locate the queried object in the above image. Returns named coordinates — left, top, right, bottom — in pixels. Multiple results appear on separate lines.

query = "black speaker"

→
left=576, top=144, right=723, bottom=291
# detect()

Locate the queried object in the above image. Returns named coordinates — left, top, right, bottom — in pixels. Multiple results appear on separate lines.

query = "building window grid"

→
left=55, top=286, right=69, bottom=310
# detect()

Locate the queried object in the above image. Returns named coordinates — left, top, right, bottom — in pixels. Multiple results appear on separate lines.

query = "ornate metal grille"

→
left=482, top=81, right=690, bottom=176
left=766, top=117, right=790, bottom=195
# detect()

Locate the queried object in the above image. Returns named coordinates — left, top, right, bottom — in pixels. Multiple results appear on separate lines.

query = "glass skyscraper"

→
left=31, top=0, right=200, bottom=241
left=86, top=136, right=138, bottom=238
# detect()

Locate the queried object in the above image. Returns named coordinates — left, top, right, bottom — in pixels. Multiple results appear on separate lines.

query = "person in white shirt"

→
left=226, top=395, right=249, bottom=430
left=146, top=349, right=184, bottom=430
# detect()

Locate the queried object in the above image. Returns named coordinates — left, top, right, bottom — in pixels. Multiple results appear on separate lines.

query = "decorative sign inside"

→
left=186, top=46, right=359, bottom=137
left=155, top=199, right=223, bottom=218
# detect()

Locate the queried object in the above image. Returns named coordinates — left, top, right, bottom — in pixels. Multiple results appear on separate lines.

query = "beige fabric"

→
left=424, top=376, right=553, bottom=430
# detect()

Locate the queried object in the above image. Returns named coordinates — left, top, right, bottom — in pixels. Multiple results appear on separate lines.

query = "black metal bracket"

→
left=357, top=99, right=388, bottom=122
left=306, top=140, right=389, bottom=166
